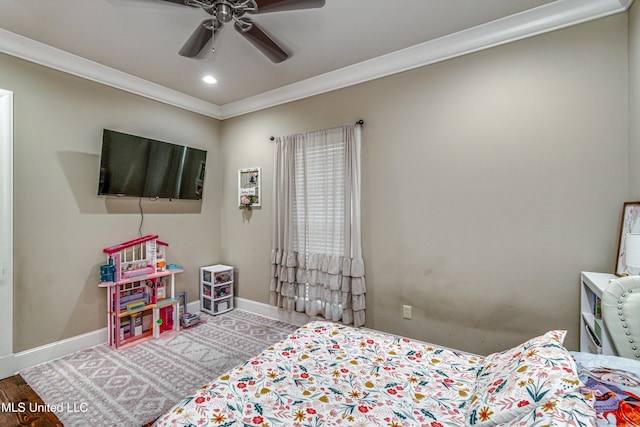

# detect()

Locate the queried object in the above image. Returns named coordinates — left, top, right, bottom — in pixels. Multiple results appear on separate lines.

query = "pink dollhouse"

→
left=99, top=235, right=183, bottom=349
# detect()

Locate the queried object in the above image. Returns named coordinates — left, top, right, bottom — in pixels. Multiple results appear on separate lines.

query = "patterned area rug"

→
left=20, top=310, right=298, bottom=427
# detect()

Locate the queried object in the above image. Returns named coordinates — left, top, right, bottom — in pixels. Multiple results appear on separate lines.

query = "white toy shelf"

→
left=99, top=234, right=183, bottom=349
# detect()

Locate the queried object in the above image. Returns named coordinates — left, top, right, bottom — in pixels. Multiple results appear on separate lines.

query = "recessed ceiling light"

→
left=202, top=75, right=217, bottom=84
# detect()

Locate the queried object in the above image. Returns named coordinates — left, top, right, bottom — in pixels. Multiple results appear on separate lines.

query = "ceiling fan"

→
left=161, top=0, right=326, bottom=63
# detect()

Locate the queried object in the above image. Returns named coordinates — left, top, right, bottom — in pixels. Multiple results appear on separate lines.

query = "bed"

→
left=153, top=321, right=600, bottom=427
left=572, top=351, right=640, bottom=426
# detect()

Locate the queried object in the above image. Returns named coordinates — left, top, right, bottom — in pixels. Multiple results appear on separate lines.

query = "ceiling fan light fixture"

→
left=202, top=75, right=218, bottom=84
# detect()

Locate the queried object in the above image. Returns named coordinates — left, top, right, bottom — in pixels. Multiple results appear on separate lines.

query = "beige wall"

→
left=630, top=2, right=640, bottom=200
left=221, top=14, right=629, bottom=355
left=2, top=53, right=222, bottom=352
left=3, top=10, right=631, bottom=356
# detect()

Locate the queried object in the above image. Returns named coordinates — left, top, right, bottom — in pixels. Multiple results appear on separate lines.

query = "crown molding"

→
left=219, top=0, right=631, bottom=118
left=0, top=0, right=631, bottom=120
left=0, top=28, right=222, bottom=119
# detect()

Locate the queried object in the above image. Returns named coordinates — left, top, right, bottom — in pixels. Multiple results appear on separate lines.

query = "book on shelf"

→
left=132, top=312, right=143, bottom=336
left=142, top=313, right=152, bottom=332
left=120, top=319, right=131, bottom=340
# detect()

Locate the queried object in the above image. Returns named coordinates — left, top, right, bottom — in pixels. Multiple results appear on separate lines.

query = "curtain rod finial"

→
left=270, top=136, right=275, bottom=141
left=356, top=119, right=364, bottom=126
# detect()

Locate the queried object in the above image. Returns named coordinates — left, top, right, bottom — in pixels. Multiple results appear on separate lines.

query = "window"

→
left=293, top=138, right=346, bottom=260
left=271, top=123, right=366, bottom=326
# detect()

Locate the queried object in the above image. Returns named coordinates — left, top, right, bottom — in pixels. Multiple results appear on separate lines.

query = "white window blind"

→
left=292, top=137, right=346, bottom=261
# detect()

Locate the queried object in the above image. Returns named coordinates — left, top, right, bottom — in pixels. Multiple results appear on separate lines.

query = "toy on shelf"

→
left=100, top=258, right=116, bottom=283
left=99, top=234, right=184, bottom=349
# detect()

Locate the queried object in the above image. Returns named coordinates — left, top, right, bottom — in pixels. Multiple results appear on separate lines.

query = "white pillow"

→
left=465, top=331, right=581, bottom=427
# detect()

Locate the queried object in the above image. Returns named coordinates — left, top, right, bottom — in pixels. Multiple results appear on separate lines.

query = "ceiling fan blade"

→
left=179, top=20, right=214, bottom=57
left=252, top=0, right=325, bottom=13
left=235, top=21, right=288, bottom=63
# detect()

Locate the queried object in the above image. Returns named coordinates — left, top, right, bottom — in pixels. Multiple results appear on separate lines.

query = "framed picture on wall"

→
left=238, top=167, right=261, bottom=208
left=616, top=201, right=640, bottom=276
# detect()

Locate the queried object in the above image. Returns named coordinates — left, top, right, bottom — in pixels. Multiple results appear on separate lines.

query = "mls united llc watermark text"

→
left=1, top=401, right=89, bottom=413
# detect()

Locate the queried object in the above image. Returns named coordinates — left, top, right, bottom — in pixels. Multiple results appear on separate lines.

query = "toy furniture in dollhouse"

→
left=200, top=264, right=234, bottom=315
left=99, top=235, right=183, bottom=349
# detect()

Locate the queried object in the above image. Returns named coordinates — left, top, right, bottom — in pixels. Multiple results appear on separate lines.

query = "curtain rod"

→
left=269, top=119, right=364, bottom=141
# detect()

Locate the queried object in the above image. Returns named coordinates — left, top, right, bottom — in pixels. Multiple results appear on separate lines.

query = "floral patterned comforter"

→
left=153, top=321, right=596, bottom=427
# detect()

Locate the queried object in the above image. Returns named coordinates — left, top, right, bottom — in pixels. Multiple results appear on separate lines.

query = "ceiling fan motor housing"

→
left=215, top=2, right=235, bottom=23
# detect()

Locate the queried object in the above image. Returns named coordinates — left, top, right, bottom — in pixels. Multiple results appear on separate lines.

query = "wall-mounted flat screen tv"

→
left=98, top=129, right=207, bottom=200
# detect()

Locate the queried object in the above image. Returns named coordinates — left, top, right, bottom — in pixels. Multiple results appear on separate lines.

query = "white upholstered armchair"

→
left=602, top=275, right=640, bottom=359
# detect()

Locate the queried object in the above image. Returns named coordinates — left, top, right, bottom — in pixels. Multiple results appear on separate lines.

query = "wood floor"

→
left=0, top=374, right=62, bottom=427
left=0, top=374, right=158, bottom=427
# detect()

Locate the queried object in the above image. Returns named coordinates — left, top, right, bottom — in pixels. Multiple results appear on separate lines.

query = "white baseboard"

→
left=1, top=297, right=304, bottom=378
left=1, top=327, right=108, bottom=378
left=234, top=297, right=311, bottom=326
left=186, top=299, right=200, bottom=314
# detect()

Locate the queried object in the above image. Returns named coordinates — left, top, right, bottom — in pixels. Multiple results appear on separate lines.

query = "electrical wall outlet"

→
left=402, top=305, right=412, bottom=319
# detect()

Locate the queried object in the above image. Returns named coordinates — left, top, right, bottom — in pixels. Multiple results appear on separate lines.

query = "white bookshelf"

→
left=580, top=271, right=617, bottom=355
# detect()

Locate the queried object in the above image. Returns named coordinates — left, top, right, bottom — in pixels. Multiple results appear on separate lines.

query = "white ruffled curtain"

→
left=270, top=123, right=366, bottom=327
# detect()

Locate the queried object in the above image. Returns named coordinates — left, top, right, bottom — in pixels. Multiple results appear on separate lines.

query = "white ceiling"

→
left=0, top=0, right=632, bottom=119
